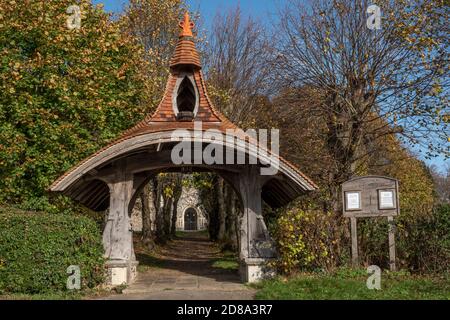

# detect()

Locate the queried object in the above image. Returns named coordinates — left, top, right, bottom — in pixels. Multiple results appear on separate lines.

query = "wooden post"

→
left=100, top=162, right=139, bottom=285
left=233, top=166, right=277, bottom=282
left=237, top=166, right=262, bottom=260
left=350, top=217, right=358, bottom=267
left=388, top=216, right=396, bottom=271
left=102, top=162, right=134, bottom=262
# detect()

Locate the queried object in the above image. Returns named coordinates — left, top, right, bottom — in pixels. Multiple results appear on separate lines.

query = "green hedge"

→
left=0, top=208, right=105, bottom=294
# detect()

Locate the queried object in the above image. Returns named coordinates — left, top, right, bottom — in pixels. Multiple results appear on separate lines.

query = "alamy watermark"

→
left=170, top=121, right=280, bottom=175
left=366, top=4, right=381, bottom=30
left=67, top=265, right=81, bottom=290
left=366, top=265, right=381, bottom=290
left=66, top=5, right=81, bottom=30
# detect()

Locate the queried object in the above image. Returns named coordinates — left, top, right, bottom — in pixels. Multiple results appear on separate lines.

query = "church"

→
left=130, top=176, right=208, bottom=233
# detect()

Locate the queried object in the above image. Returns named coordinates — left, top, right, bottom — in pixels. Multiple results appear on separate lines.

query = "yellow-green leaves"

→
left=0, top=0, right=151, bottom=208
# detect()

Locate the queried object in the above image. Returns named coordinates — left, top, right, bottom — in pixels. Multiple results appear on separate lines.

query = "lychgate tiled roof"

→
left=145, top=69, right=223, bottom=123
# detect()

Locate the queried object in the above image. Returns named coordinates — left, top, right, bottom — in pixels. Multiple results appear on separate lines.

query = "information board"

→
left=341, top=176, right=399, bottom=217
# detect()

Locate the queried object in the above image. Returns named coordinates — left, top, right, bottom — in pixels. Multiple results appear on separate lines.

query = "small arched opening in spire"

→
left=175, top=75, right=197, bottom=121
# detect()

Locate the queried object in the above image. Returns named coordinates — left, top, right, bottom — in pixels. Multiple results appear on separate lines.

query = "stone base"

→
left=105, top=259, right=139, bottom=286
left=240, top=258, right=275, bottom=283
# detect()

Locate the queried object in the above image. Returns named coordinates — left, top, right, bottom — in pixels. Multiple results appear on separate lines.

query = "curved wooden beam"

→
left=50, top=131, right=316, bottom=193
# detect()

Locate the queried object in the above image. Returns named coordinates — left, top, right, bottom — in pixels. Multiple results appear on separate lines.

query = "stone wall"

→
left=130, top=179, right=208, bottom=232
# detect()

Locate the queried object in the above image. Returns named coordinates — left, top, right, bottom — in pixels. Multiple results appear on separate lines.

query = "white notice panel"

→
left=346, top=192, right=361, bottom=210
left=379, top=190, right=395, bottom=209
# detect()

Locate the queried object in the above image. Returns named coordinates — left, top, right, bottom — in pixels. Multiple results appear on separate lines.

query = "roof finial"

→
left=179, top=12, right=194, bottom=37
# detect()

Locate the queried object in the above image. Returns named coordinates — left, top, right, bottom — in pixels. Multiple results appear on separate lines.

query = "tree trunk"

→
left=208, top=207, right=219, bottom=240
left=225, top=186, right=238, bottom=250
left=170, top=174, right=183, bottom=237
left=207, top=175, right=220, bottom=240
left=140, top=182, right=155, bottom=250
left=171, top=197, right=179, bottom=237
left=153, top=177, right=166, bottom=244
left=163, top=196, right=172, bottom=241
left=216, top=177, right=226, bottom=241
left=324, top=96, right=365, bottom=213
left=235, top=203, right=241, bottom=253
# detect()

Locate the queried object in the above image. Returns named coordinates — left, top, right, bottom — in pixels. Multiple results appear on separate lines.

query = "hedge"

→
left=0, top=208, right=105, bottom=294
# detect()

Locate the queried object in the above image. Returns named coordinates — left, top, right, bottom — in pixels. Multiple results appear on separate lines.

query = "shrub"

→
left=274, top=204, right=449, bottom=275
left=273, top=208, right=348, bottom=273
left=397, top=204, right=449, bottom=273
left=0, top=207, right=105, bottom=294
left=357, top=204, right=449, bottom=273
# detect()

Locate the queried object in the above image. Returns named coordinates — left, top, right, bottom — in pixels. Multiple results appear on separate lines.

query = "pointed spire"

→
left=170, top=11, right=201, bottom=69
left=179, top=12, right=194, bottom=37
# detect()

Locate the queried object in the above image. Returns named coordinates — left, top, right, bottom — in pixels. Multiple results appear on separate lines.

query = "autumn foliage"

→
left=0, top=0, right=447, bottom=277
left=0, top=0, right=152, bottom=208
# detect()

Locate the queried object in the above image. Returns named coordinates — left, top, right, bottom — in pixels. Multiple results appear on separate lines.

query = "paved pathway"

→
left=101, top=233, right=255, bottom=300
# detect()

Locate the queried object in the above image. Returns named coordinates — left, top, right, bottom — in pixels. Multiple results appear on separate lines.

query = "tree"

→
left=274, top=0, right=449, bottom=210
left=169, top=173, right=183, bottom=237
left=216, top=176, right=226, bottom=241
left=140, top=181, right=156, bottom=250
left=429, top=164, right=450, bottom=204
left=0, top=0, right=151, bottom=209
left=147, top=172, right=184, bottom=244
left=224, top=183, right=239, bottom=250
left=152, top=175, right=165, bottom=243
left=368, top=135, right=435, bottom=214
left=202, top=7, right=270, bottom=249
left=204, top=6, right=271, bottom=127
left=121, top=0, right=185, bottom=108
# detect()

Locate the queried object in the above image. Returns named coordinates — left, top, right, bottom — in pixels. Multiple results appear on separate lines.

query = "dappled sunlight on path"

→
left=102, top=232, right=255, bottom=300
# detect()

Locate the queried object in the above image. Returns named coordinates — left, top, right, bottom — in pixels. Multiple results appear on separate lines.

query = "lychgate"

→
left=49, top=12, right=317, bottom=286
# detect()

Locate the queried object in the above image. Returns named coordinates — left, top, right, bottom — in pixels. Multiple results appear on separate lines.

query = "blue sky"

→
left=188, top=0, right=281, bottom=28
left=92, top=0, right=283, bottom=26
left=92, top=0, right=281, bottom=14
left=91, top=0, right=448, bottom=172
left=92, top=0, right=127, bottom=12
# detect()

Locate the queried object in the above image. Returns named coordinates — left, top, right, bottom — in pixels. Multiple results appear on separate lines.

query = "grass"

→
left=136, top=253, right=165, bottom=271
left=0, top=284, right=129, bottom=300
left=0, top=287, right=115, bottom=300
left=211, top=250, right=239, bottom=271
left=0, top=292, right=83, bottom=300
left=211, top=258, right=239, bottom=270
left=175, top=230, right=209, bottom=238
left=253, top=269, right=450, bottom=300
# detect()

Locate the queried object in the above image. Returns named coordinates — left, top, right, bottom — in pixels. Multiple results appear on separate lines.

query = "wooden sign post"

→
left=342, top=176, right=399, bottom=271
left=388, top=216, right=396, bottom=271
left=350, top=217, right=358, bottom=267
